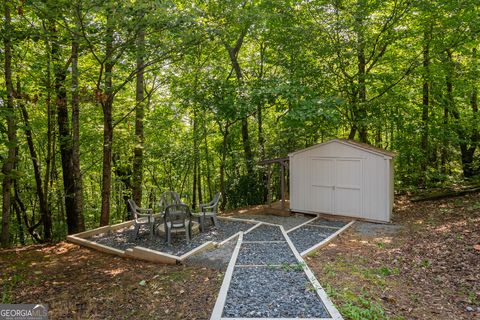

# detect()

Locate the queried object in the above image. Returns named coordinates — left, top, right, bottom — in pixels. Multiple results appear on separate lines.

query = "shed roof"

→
left=288, top=138, right=396, bottom=159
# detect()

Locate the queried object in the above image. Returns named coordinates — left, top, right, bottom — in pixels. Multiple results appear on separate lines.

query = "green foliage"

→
left=326, top=286, right=387, bottom=320
left=1, top=0, right=480, bottom=245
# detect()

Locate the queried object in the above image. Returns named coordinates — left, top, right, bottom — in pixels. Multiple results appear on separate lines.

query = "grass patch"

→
left=326, top=285, right=387, bottom=320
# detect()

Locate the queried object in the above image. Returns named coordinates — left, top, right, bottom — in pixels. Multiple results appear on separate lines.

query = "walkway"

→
left=210, top=217, right=352, bottom=320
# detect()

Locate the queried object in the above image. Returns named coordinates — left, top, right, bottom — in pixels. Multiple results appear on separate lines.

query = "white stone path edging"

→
left=210, top=232, right=245, bottom=320
left=298, top=221, right=356, bottom=257
left=210, top=224, right=344, bottom=320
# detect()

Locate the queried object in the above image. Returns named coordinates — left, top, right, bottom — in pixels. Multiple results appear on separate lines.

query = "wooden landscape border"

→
left=299, top=220, right=355, bottom=257
left=210, top=233, right=244, bottom=320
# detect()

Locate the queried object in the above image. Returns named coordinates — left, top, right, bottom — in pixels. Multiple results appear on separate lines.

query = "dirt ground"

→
left=1, top=194, right=479, bottom=320
left=0, top=242, right=222, bottom=319
left=308, top=193, right=480, bottom=320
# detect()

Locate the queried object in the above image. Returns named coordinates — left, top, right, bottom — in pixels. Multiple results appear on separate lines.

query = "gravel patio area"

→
left=88, top=219, right=254, bottom=256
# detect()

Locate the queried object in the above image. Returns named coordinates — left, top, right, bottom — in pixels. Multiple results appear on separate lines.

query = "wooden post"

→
left=280, top=161, right=285, bottom=209
left=267, top=164, right=272, bottom=207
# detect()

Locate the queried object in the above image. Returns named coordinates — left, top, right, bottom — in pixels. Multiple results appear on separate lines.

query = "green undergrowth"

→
left=325, top=285, right=405, bottom=320
left=321, top=258, right=403, bottom=320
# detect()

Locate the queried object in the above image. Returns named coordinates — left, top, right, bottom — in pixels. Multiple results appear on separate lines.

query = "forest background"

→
left=1, top=0, right=479, bottom=247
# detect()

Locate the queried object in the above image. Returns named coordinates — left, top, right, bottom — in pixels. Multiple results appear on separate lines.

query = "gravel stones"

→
left=236, top=242, right=297, bottom=266
left=230, top=214, right=313, bottom=230
left=222, top=267, right=330, bottom=318
left=243, top=224, right=285, bottom=242
left=288, top=225, right=337, bottom=254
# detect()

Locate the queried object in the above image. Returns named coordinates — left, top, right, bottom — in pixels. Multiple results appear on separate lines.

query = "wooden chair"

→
left=127, top=199, right=154, bottom=240
left=195, top=192, right=221, bottom=232
left=163, top=203, right=192, bottom=245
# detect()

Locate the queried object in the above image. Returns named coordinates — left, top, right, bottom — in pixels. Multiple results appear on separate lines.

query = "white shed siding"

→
left=289, top=139, right=394, bottom=222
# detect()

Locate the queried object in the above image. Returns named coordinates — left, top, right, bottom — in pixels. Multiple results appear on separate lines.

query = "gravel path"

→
left=243, top=224, right=285, bottom=242
left=288, top=225, right=337, bottom=254
left=236, top=242, right=297, bottom=266
left=88, top=219, right=253, bottom=256
left=219, top=218, right=335, bottom=319
left=222, top=267, right=330, bottom=318
left=229, top=214, right=313, bottom=230
left=309, top=218, right=349, bottom=228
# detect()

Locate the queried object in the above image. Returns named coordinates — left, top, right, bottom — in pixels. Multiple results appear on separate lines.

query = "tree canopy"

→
left=1, top=0, right=479, bottom=246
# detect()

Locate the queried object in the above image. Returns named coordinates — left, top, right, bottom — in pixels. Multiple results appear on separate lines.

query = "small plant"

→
left=467, top=290, right=479, bottom=305
left=470, top=202, right=480, bottom=210
left=420, top=259, right=431, bottom=268
left=2, top=274, right=22, bottom=304
left=280, top=262, right=305, bottom=272
left=374, top=266, right=399, bottom=277
left=376, top=242, right=386, bottom=249
left=410, top=293, right=419, bottom=303
left=305, top=282, right=317, bottom=292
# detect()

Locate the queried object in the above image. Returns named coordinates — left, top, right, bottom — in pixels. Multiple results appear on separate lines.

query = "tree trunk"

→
left=197, top=154, right=203, bottom=205
left=51, top=19, right=79, bottom=235
left=2, top=1, right=17, bottom=247
left=469, top=48, right=479, bottom=176
left=225, top=30, right=255, bottom=177
left=203, top=124, right=213, bottom=200
left=17, top=80, right=52, bottom=241
left=100, top=12, right=115, bottom=227
left=71, top=3, right=85, bottom=231
left=44, top=33, right=54, bottom=225
left=420, top=28, right=431, bottom=186
left=219, top=122, right=230, bottom=211
left=132, top=29, right=145, bottom=206
left=192, top=155, right=197, bottom=210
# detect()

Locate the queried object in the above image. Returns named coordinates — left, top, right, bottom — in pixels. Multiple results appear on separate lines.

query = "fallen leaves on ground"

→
left=0, top=242, right=222, bottom=319
left=310, top=193, right=480, bottom=320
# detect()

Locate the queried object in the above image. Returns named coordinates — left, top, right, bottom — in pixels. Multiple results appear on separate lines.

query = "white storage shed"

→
left=289, top=139, right=395, bottom=222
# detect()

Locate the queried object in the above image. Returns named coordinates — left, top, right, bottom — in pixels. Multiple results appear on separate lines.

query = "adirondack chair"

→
left=195, top=192, right=221, bottom=232
left=128, top=199, right=154, bottom=240
left=163, top=203, right=192, bottom=245
left=158, top=191, right=182, bottom=214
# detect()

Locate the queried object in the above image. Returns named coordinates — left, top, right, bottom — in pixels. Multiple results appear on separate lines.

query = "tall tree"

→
left=17, top=80, right=51, bottom=241
left=71, top=1, right=84, bottom=231
left=132, top=26, right=145, bottom=206
left=99, top=5, right=115, bottom=226
left=50, top=9, right=84, bottom=234
left=2, top=0, right=17, bottom=247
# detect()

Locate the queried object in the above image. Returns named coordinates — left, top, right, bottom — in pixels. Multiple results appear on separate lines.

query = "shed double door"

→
left=308, top=157, right=362, bottom=216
